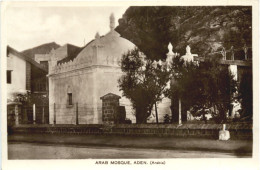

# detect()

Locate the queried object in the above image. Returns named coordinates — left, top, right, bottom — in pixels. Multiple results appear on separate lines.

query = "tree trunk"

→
left=170, top=98, right=179, bottom=123
left=202, top=111, right=207, bottom=124
left=136, top=107, right=147, bottom=124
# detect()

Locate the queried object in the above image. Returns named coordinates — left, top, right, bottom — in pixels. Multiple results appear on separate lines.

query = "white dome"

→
left=76, top=30, right=136, bottom=64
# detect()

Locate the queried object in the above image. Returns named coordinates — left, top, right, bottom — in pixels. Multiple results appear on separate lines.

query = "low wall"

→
left=9, top=123, right=252, bottom=140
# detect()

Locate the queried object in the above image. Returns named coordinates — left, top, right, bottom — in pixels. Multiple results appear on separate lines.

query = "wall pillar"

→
left=178, top=99, right=182, bottom=125
left=33, top=104, right=36, bottom=124
left=48, top=76, right=54, bottom=124
left=229, top=65, right=238, bottom=81
left=100, top=93, right=121, bottom=124
left=14, top=104, right=20, bottom=125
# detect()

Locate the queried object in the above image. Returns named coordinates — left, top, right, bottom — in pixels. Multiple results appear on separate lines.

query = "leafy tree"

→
left=200, top=59, right=237, bottom=123
left=166, top=56, right=237, bottom=123
left=165, top=55, right=201, bottom=122
left=118, top=48, right=170, bottom=124
left=238, top=71, right=253, bottom=121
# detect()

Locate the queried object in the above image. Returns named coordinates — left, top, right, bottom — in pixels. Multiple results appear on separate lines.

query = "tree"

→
left=166, top=56, right=237, bottom=123
left=199, top=59, right=237, bottom=123
left=118, top=48, right=170, bottom=124
left=165, top=55, right=201, bottom=122
left=238, top=71, right=253, bottom=121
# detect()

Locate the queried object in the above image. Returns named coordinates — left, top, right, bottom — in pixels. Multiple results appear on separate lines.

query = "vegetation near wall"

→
left=119, top=47, right=237, bottom=124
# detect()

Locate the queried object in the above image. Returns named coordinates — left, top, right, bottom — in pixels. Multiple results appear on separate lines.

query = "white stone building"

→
left=7, top=46, right=49, bottom=125
left=7, top=47, right=28, bottom=99
left=47, top=14, right=172, bottom=124
left=47, top=14, right=133, bottom=124
left=7, top=46, right=48, bottom=102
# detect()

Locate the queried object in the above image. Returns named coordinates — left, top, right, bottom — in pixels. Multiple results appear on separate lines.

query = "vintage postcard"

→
left=1, top=0, right=259, bottom=170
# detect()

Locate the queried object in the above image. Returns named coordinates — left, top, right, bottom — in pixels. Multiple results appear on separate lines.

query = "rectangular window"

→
left=68, top=93, right=72, bottom=105
left=7, top=70, right=12, bottom=84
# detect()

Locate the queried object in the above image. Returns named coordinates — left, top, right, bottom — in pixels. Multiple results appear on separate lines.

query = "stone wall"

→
left=7, top=103, right=23, bottom=126
left=10, top=123, right=252, bottom=140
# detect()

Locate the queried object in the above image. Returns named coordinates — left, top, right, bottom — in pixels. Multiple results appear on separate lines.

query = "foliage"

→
left=10, top=92, right=31, bottom=105
left=118, top=48, right=170, bottom=123
left=11, top=91, right=48, bottom=106
left=166, top=56, right=237, bottom=123
left=14, top=93, right=29, bottom=103
left=238, top=71, right=253, bottom=121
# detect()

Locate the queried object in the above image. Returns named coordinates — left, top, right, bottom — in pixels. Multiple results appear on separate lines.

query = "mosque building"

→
left=46, top=14, right=171, bottom=124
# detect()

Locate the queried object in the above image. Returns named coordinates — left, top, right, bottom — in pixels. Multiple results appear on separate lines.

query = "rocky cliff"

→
left=115, top=6, right=252, bottom=60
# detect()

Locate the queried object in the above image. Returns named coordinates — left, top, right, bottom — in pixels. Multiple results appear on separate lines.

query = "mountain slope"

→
left=115, top=6, right=252, bottom=60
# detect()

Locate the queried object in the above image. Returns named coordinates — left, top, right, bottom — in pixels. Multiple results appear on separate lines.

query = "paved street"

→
left=8, top=142, right=239, bottom=159
left=8, top=133, right=252, bottom=159
left=8, top=133, right=252, bottom=153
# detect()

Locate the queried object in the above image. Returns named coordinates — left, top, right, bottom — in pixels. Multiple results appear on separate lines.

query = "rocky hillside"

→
left=22, top=42, right=60, bottom=59
left=116, top=6, right=252, bottom=60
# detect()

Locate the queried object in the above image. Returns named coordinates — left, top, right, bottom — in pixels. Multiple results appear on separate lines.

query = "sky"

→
left=4, top=6, right=129, bottom=51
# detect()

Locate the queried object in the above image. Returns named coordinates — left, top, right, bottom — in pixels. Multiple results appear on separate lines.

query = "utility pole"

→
left=33, top=104, right=36, bottom=124
left=42, top=106, right=45, bottom=124
left=53, top=103, right=56, bottom=125
left=179, top=98, right=182, bottom=125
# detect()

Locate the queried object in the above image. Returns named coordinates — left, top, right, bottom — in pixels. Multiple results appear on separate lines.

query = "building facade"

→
left=48, top=14, right=134, bottom=124
left=7, top=46, right=49, bottom=125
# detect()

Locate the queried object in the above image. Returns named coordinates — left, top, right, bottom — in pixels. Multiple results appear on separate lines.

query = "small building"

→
left=7, top=46, right=49, bottom=125
left=47, top=14, right=137, bottom=124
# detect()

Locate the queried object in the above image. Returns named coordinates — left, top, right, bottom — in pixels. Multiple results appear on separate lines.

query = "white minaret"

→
left=186, top=45, right=191, bottom=55
left=181, top=45, right=198, bottom=63
left=166, top=43, right=175, bottom=66
left=167, top=43, right=174, bottom=56
left=166, top=43, right=177, bottom=89
left=110, top=13, right=115, bottom=31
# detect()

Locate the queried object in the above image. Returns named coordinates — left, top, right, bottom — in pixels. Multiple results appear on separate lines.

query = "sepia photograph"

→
left=1, top=1, right=259, bottom=169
